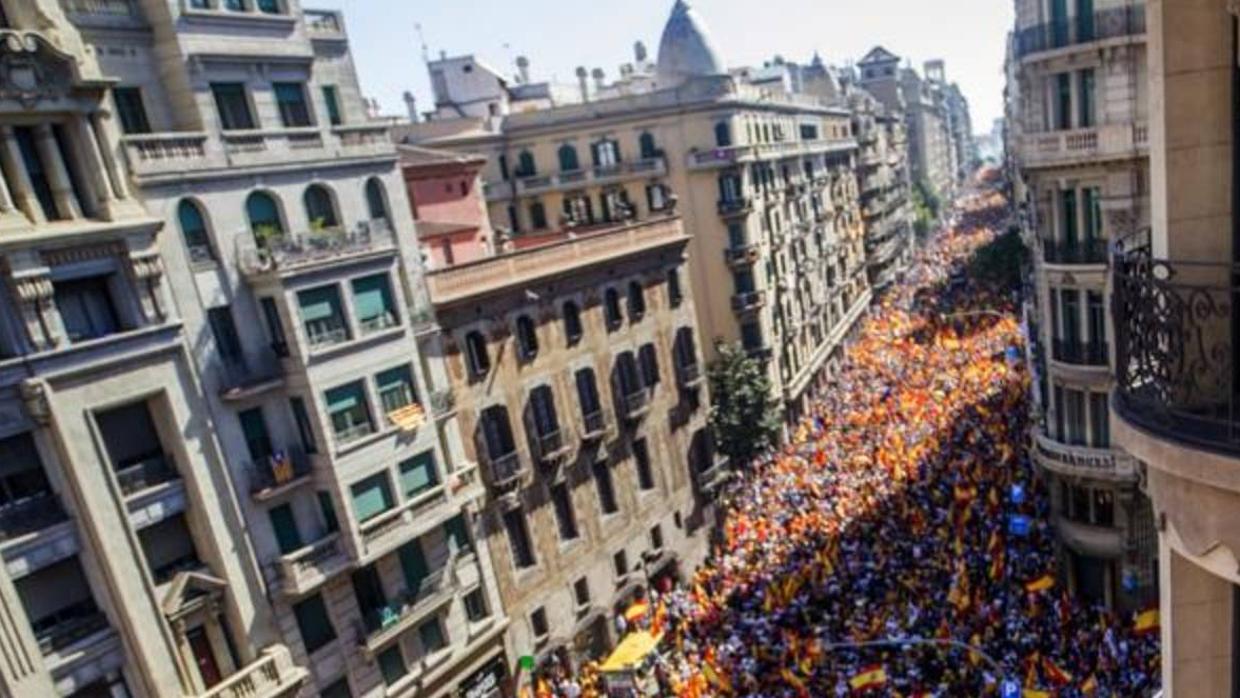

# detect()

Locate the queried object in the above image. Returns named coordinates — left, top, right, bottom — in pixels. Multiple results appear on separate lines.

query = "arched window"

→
left=627, top=281, right=645, bottom=320
left=465, top=330, right=490, bottom=377
left=557, top=144, right=579, bottom=173
left=638, top=132, right=658, bottom=160
left=246, top=191, right=283, bottom=243
left=604, top=288, right=623, bottom=330
left=715, top=121, right=732, bottom=147
left=364, top=178, right=389, bottom=223
left=304, top=184, right=339, bottom=229
left=515, top=315, right=538, bottom=360
left=177, top=199, right=214, bottom=263
left=562, top=301, right=583, bottom=345
left=515, top=150, right=536, bottom=177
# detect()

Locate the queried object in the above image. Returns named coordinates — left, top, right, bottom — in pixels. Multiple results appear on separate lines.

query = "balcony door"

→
left=187, top=626, right=222, bottom=689
left=1051, top=0, right=1069, bottom=47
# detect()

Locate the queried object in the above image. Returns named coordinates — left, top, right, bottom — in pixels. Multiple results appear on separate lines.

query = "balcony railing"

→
left=1014, top=4, right=1146, bottom=59
left=1113, top=246, right=1240, bottom=454
left=724, top=244, right=760, bottom=266
left=198, top=646, right=305, bottom=698
left=114, top=454, right=177, bottom=496
left=303, top=9, right=345, bottom=38
left=534, top=428, right=568, bottom=461
left=580, top=409, right=606, bottom=440
left=358, top=566, right=453, bottom=650
left=717, top=197, right=753, bottom=217
left=484, top=450, right=524, bottom=488
left=0, top=492, right=67, bottom=540
left=1051, top=339, right=1109, bottom=367
left=217, top=350, right=284, bottom=399
left=32, top=603, right=109, bottom=655
left=275, top=533, right=346, bottom=596
left=247, top=448, right=311, bottom=496
left=677, top=361, right=703, bottom=387
left=1033, top=433, right=1137, bottom=480
left=621, top=388, right=652, bottom=420
left=731, top=291, right=766, bottom=313
left=1041, top=237, right=1108, bottom=265
left=1019, top=123, right=1147, bottom=169
left=236, top=219, right=396, bottom=276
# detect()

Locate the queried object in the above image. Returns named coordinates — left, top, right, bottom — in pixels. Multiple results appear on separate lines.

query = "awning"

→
left=598, top=631, right=662, bottom=674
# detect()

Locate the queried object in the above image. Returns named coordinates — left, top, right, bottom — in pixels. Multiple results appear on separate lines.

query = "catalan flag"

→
left=1024, top=574, right=1055, bottom=593
left=780, top=668, right=808, bottom=696
left=1022, top=690, right=1051, bottom=698
left=1081, top=674, right=1099, bottom=695
left=1041, top=656, right=1073, bottom=685
left=849, top=664, right=887, bottom=691
left=1134, top=608, right=1160, bottom=635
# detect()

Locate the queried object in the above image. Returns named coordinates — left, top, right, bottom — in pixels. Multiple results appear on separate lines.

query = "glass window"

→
left=613, top=550, right=628, bottom=577
left=592, top=140, right=620, bottom=167
left=54, top=276, right=120, bottom=343
left=445, top=514, right=472, bottom=554
left=576, top=368, right=602, bottom=419
left=1090, top=392, right=1110, bottom=448
left=365, top=179, right=389, bottom=221
left=320, top=678, right=351, bottom=698
left=668, top=268, right=683, bottom=307
left=273, top=82, right=312, bottom=128
left=177, top=200, right=214, bottom=263
left=317, top=491, right=339, bottom=533
left=639, top=132, right=658, bottom=159
left=627, top=281, right=646, bottom=320
left=531, top=608, right=549, bottom=638
left=0, top=433, right=51, bottom=509
left=237, top=407, right=273, bottom=461
left=639, top=344, right=660, bottom=387
left=208, top=306, right=243, bottom=362
left=290, top=397, right=317, bottom=454
left=349, top=473, right=392, bottom=522
left=418, top=619, right=446, bottom=652
left=463, top=589, right=489, bottom=622
left=268, top=503, right=303, bottom=554
left=551, top=482, right=578, bottom=541
left=211, top=83, right=255, bottom=131
left=573, top=577, right=590, bottom=607
left=399, top=452, right=438, bottom=498
left=515, top=150, right=536, bottom=177
left=377, top=645, right=406, bottom=686
left=529, top=202, right=548, bottom=230
left=350, top=275, right=397, bottom=333
left=563, top=302, right=583, bottom=345
left=557, top=144, right=579, bottom=172
left=322, top=85, right=342, bottom=125
left=292, top=594, right=336, bottom=653
left=13, top=126, right=57, bottom=221
left=246, top=191, right=283, bottom=239
left=633, top=438, right=655, bottom=490
left=715, top=121, right=732, bottom=147
left=515, top=315, right=538, bottom=360
left=375, top=365, right=416, bottom=419
left=1078, top=69, right=1096, bottom=128
left=593, top=461, right=618, bottom=514
left=398, top=541, right=430, bottom=595
left=298, top=285, right=348, bottom=347
left=604, top=288, right=623, bottom=329
left=503, top=508, right=536, bottom=568
left=113, top=87, right=151, bottom=135
left=303, top=185, right=338, bottom=229
left=325, top=381, right=373, bottom=443
left=465, top=331, right=490, bottom=377
left=1093, top=489, right=1114, bottom=527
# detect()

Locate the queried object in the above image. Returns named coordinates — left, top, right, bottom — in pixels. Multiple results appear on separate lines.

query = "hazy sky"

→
left=314, top=0, right=1013, bottom=132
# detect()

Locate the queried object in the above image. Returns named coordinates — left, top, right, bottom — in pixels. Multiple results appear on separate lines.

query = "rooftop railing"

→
left=1014, top=4, right=1146, bottom=59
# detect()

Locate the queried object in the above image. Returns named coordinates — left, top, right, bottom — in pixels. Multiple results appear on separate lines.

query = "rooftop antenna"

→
left=414, top=22, right=429, bottom=65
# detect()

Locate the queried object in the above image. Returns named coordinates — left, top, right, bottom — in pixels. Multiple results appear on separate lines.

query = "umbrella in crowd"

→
left=532, top=177, right=1162, bottom=697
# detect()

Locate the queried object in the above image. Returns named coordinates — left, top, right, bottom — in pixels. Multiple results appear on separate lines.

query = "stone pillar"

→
left=1163, top=538, right=1234, bottom=697
left=32, top=124, right=81, bottom=221
left=0, top=127, right=44, bottom=225
left=68, top=116, right=117, bottom=221
left=0, top=563, right=56, bottom=696
left=127, top=250, right=166, bottom=324
left=90, top=112, right=131, bottom=202
left=10, top=270, right=59, bottom=352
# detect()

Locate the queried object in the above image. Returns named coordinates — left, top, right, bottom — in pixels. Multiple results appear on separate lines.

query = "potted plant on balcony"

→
left=252, top=223, right=284, bottom=250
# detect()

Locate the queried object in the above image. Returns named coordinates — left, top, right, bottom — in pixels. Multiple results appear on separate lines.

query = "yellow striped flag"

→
left=1134, top=609, right=1160, bottom=635
left=849, top=664, right=887, bottom=691
left=1024, top=574, right=1055, bottom=593
left=1023, top=690, right=1050, bottom=698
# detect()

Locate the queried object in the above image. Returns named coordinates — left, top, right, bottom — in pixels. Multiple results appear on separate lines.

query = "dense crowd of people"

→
left=535, top=178, right=1162, bottom=696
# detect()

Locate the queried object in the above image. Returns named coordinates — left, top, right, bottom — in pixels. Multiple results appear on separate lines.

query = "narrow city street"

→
left=561, top=175, right=1162, bottom=697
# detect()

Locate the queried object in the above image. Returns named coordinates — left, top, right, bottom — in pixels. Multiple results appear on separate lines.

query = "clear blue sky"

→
left=313, top=0, right=1013, bottom=132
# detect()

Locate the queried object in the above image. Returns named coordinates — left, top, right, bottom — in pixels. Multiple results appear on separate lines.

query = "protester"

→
left=545, top=179, right=1161, bottom=697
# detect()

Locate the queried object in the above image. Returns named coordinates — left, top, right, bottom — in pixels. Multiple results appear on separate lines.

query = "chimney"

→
left=634, top=41, right=648, bottom=64
left=591, top=67, right=606, bottom=91
left=403, top=91, right=418, bottom=123
left=575, top=66, right=589, bottom=102
left=516, top=55, right=530, bottom=84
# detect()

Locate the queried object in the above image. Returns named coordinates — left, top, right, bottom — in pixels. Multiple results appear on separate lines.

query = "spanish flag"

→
left=780, top=668, right=808, bottom=696
left=849, top=664, right=887, bottom=691
left=1024, top=574, right=1055, bottom=593
left=1081, top=674, right=1099, bottom=695
left=1041, top=656, right=1073, bottom=685
left=1134, top=608, right=1160, bottom=635
left=1022, top=690, right=1051, bottom=698
left=702, top=659, right=731, bottom=692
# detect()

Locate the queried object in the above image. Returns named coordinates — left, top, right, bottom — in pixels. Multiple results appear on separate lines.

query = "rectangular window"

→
left=97, top=401, right=174, bottom=495
left=298, top=286, right=349, bottom=347
left=273, top=82, right=312, bottom=128
left=550, top=483, right=579, bottom=541
left=325, top=381, right=373, bottom=443
left=375, top=365, right=417, bottom=420
left=292, top=595, right=337, bottom=654
left=320, top=678, right=351, bottom=698
left=593, top=461, right=618, bottom=514
left=1087, top=291, right=1106, bottom=350
left=464, top=589, right=489, bottom=622
left=377, top=645, right=407, bottom=687
left=573, top=577, right=590, bottom=607
left=445, top=514, right=473, bottom=554
left=1061, top=290, right=1080, bottom=347
left=740, top=322, right=763, bottom=351
left=349, top=473, right=392, bottom=523
left=211, top=83, right=255, bottom=131
left=322, top=85, right=343, bottom=126
left=290, top=397, right=317, bottom=454
left=1082, top=187, right=1102, bottom=241
left=1053, top=385, right=1066, bottom=442
left=1065, top=389, right=1086, bottom=446
left=0, top=433, right=52, bottom=510
left=398, top=541, right=430, bottom=596
left=418, top=619, right=446, bottom=652
left=1090, top=392, right=1110, bottom=448
left=530, top=608, right=549, bottom=639
left=13, top=126, right=57, bottom=221
left=1060, top=189, right=1078, bottom=245
left=317, top=491, right=339, bottom=533
left=1078, top=69, right=1096, bottom=128
left=1092, top=489, right=1114, bottom=527
left=399, top=452, right=438, bottom=498
left=1055, top=73, right=1072, bottom=130
left=351, top=275, right=397, bottom=333
left=54, top=276, right=120, bottom=343
left=208, top=306, right=244, bottom=362
left=650, top=524, right=664, bottom=550
left=237, top=407, right=273, bottom=462
left=613, top=550, right=628, bottom=577
left=733, top=270, right=755, bottom=294
left=633, top=438, right=655, bottom=490
left=113, top=87, right=151, bottom=135
left=503, top=508, right=536, bottom=568
left=268, top=503, right=303, bottom=554
left=259, top=297, right=288, bottom=356
left=136, top=513, right=201, bottom=583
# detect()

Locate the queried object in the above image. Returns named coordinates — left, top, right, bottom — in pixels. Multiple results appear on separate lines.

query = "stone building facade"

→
left=1007, top=0, right=1155, bottom=612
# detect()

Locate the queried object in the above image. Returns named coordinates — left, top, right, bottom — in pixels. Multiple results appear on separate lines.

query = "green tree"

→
left=707, top=342, right=782, bottom=465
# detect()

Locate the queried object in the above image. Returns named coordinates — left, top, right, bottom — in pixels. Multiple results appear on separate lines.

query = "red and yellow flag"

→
left=1134, top=608, right=1160, bottom=635
left=1081, top=674, right=1099, bottom=695
left=849, top=664, right=887, bottom=691
left=1024, top=574, right=1055, bottom=593
left=1041, top=656, right=1073, bottom=685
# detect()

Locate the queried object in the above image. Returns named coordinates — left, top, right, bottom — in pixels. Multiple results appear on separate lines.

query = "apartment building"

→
left=1108, top=0, right=1240, bottom=693
left=402, top=0, right=871, bottom=424
left=67, top=1, right=508, bottom=696
left=0, top=2, right=306, bottom=697
left=1007, top=0, right=1155, bottom=611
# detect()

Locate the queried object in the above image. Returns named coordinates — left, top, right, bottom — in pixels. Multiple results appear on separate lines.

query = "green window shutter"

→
left=398, top=541, right=430, bottom=593
left=293, top=594, right=336, bottom=653
left=298, top=287, right=339, bottom=322
left=350, top=474, right=392, bottom=522
left=376, top=365, right=415, bottom=413
left=268, top=504, right=303, bottom=554
left=350, top=275, right=392, bottom=323
left=399, top=452, right=438, bottom=497
left=325, top=383, right=362, bottom=414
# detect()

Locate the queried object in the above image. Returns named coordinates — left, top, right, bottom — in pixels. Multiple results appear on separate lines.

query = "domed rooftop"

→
left=655, top=0, right=726, bottom=87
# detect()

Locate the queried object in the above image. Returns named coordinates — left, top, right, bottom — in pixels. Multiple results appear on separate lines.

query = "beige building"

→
left=1007, top=0, right=1156, bottom=612
left=423, top=213, right=718, bottom=682
left=1111, top=0, right=1240, bottom=693
left=402, top=0, right=871, bottom=424
left=0, top=2, right=308, bottom=697
left=63, top=1, right=508, bottom=697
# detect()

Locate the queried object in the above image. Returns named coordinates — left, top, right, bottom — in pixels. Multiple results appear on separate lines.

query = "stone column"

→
left=32, top=124, right=81, bottom=221
left=10, top=270, right=59, bottom=352
left=69, top=116, right=117, bottom=221
left=89, top=112, right=131, bottom=202
left=0, top=127, right=44, bottom=225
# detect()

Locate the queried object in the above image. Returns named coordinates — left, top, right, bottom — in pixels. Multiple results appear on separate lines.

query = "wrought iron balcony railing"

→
left=1112, top=245, right=1240, bottom=454
left=1051, top=339, right=1109, bottom=367
left=1041, top=237, right=1108, bottom=265
left=1014, top=4, right=1146, bottom=59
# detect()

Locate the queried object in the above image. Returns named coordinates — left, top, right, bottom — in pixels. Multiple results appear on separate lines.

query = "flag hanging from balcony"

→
left=269, top=450, right=294, bottom=485
left=1133, top=608, right=1159, bottom=635
left=388, top=403, right=426, bottom=432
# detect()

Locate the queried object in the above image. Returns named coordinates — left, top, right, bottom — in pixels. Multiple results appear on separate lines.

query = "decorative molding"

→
left=0, top=31, right=77, bottom=109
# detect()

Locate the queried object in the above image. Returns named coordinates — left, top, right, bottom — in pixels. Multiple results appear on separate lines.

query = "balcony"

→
left=677, top=361, right=704, bottom=389
left=33, top=603, right=110, bottom=655
left=115, top=454, right=177, bottom=497
left=1051, top=339, right=1109, bottom=367
left=303, top=9, right=346, bottom=41
left=0, top=492, right=67, bottom=541
left=724, top=243, right=760, bottom=268
left=275, top=534, right=349, bottom=597
left=533, top=428, right=572, bottom=463
left=1041, top=237, right=1108, bottom=266
left=60, top=0, right=144, bottom=26
left=717, top=197, right=753, bottom=218
left=686, top=137, right=857, bottom=170
left=197, top=645, right=306, bottom=698
left=247, top=449, right=312, bottom=499
left=620, top=388, right=652, bottom=422
left=580, top=410, right=607, bottom=441
left=494, top=158, right=669, bottom=202
left=483, top=450, right=526, bottom=489
left=1018, top=122, right=1147, bottom=170
left=731, top=291, right=767, bottom=314
left=1113, top=247, right=1240, bottom=455
left=236, top=219, right=396, bottom=278
left=216, top=350, right=285, bottom=401
left=1014, top=4, right=1146, bottom=60
left=1033, top=432, right=1137, bottom=482
left=427, top=216, right=688, bottom=307
left=357, top=566, right=454, bottom=653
